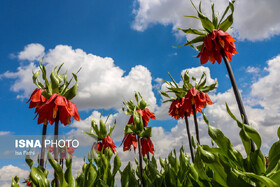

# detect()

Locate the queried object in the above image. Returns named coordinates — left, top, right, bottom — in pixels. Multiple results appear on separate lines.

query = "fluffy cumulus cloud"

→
left=2, top=44, right=280, bottom=177
left=251, top=55, right=280, bottom=112
left=0, top=165, right=29, bottom=185
left=18, top=43, right=45, bottom=61
left=1, top=44, right=156, bottom=110
left=132, top=0, right=280, bottom=41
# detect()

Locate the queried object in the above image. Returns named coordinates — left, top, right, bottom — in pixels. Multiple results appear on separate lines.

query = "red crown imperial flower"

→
left=197, top=29, right=238, bottom=65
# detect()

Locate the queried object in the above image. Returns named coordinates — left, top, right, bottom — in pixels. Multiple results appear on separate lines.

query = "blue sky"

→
left=1, top=0, right=280, bottom=185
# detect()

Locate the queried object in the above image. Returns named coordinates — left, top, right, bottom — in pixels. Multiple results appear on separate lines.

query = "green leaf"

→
left=183, top=15, right=199, bottom=19
left=113, top=154, right=121, bottom=176
left=175, top=35, right=205, bottom=48
left=63, top=83, right=78, bottom=100
left=194, top=149, right=211, bottom=182
left=226, top=171, right=253, bottom=187
left=85, top=163, right=97, bottom=187
left=211, top=2, right=218, bottom=28
left=40, top=90, right=51, bottom=99
left=139, top=98, right=147, bottom=110
left=204, top=113, right=244, bottom=170
left=121, top=162, right=138, bottom=187
left=65, top=156, right=77, bottom=187
left=133, top=109, right=144, bottom=133
left=25, top=152, right=33, bottom=168
left=234, top=169, right=278, bottom=187
left=160, top=91, right=171, bottom=98
left=57, top=63, right=64, bottom=73
left=99, top=119, right=108, bottom=139
left=32, top=70, right=41, bottom=85
left=92, top=119, right=99, bottom=135
left=140, top=127, right=152, bottom=138
left=99, top=179, right=110, bottom=187
left=268, top=170, right=280, bottom=184
left=249, top=150, right=266, bottom=175
left=267, top=140, right=280, bottom=173
left=83, top=131, right=98, bottom=140
left=72, top=73, right=78, bottom=82
left=11, top=176, right=20, bottom=187
left=218, top=14, right=233, bottom=32
left=168, top=72, right=179, bottom=88
left=197, top=12, right=215, bottom=33
left=50, top=71, right=60, bottom=92
left=226, top=103, right=261, bottom=151
left=108, top=119, right=116, bottom=137
left=178, top=28, right=205, bottom=35
left=191, top=136, right=196, bottom=149
left=124, top=124, right=136, bottom=135
left=163, top=99, right=175, bottom=103
left=47, top=152, right=67, bottom=186
left=199, top=82, right=217, bottom=93
left=198, top=146, right=228, bottom=186
left=277, top=126, right=280, bottom=139
left=30, top=167, right=50, bottom=187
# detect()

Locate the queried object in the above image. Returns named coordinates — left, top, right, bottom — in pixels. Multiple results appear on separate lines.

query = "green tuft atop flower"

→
left=177, top=0, right=238, bottom=65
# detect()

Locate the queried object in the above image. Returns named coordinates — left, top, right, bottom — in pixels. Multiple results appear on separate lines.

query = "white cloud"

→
left=0, top=131, right=11, bottom=136
left=0, top=183, right=11, bottom=187
left=246, top=66, right=260, bottom=74
left=18, top=43, right=45, bottom=61
left=0, top=62, right=38, bottom=99
left=132, top=0, right=280, bottom=41
left=2, top=44, right=280, bottom=168
left=0, top=165, right=29, bottom=182
left=251, top=54, right=280, bottom=112
left=1, top=44, right=157, bottom=110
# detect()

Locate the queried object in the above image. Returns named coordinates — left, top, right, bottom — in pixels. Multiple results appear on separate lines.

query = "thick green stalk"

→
left=54, top=114, right=59, bottom=187
left=39, top=122, right=47, bottom=168
left=221, top=50, right=255, bottom=152
left=184, top=112, right=194, bottom=162
left=192, top=105, right=200, bottom=145
left=137, top=135, right=145, bottom=187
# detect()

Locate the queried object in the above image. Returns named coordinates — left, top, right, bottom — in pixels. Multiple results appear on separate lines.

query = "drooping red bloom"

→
left=60, top=146, right=75, bottom=159
left=183, top=87, right=213, bottom=116
left=27, top=181, right=32, bottom=186
left=169, top=87, right=213, bottom=119
left=198, top=92, right=213, bottom=108
left=24, top=178, right=32, bottom=186
left=93, top=136, right=117, bottom=153
left=128, top=108, right=156, bottom=126
left=36, top=93, right=80, bottom=126
left=168, top=97, right=187, bottom=120
left=197, top=29, right=238, bottom=65
left=47, top=142, right=75, bottom=160
left=121, top=133, right=137, bottom=151
left=141, top=137, right=154, bottom=156
left=265, top=157, right=269, bottom=168
left=27, top=88, right=46, bottom=111
left=47, top=145, right=54, bottom=152
left=60, top=142, right=75, bottom=159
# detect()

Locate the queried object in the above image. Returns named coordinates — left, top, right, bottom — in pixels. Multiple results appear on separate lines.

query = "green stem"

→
left=39, top=122, right=47, bottom=168
left=137, top=135, right=145, bottom=187
left=54, top=114, right=59, bottom=187
left=221, top=50, right=255, bottom=152
left=192, top=105, right=200, bottom=145
left=184, top=112, right=195, bottom=162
